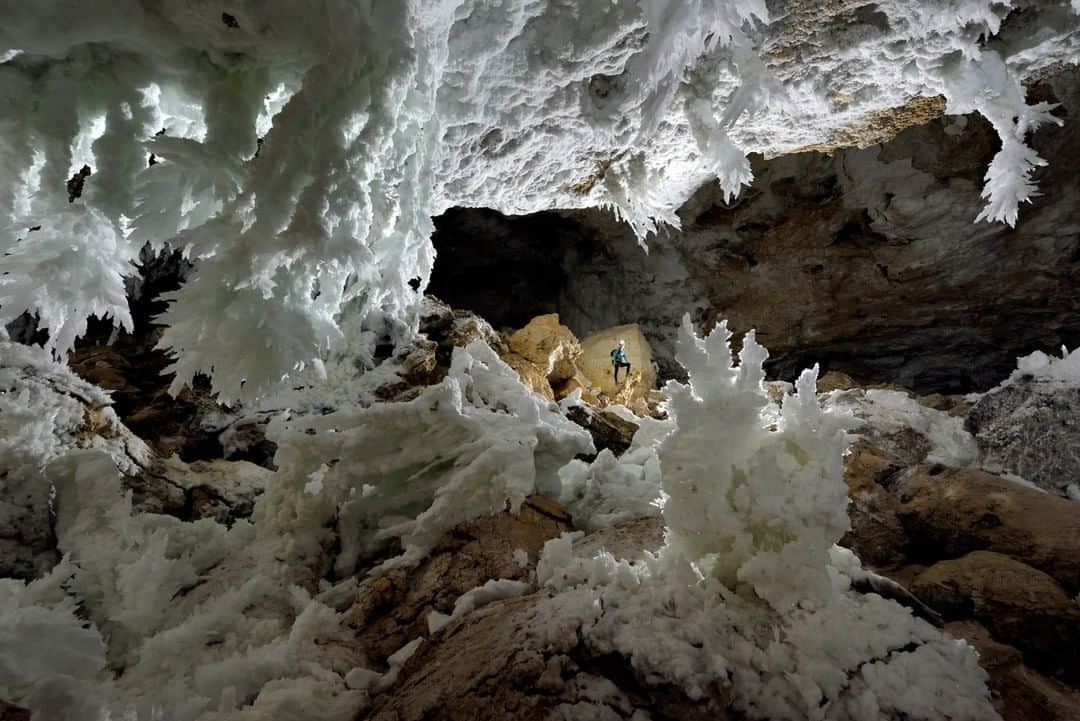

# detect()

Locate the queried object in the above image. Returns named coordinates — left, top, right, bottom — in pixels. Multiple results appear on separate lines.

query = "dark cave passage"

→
left=428, top=208, right=578, bottom=331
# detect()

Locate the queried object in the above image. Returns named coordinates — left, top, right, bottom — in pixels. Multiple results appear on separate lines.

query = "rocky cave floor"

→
left=3, top=294, right=1079, bottom=721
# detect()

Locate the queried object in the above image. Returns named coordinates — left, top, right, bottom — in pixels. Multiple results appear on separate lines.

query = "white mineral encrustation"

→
left=1, top=3, right=1079, bottom=721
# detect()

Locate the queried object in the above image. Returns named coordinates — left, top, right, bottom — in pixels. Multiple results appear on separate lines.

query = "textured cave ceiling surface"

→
left=0, top=1, right=1078, bottom=400
left=431, top=67, right=1080, bottom=394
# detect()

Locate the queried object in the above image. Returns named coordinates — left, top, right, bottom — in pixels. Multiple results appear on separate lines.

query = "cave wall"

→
left=431, top=68, right=1080, bottom=394
left=663, top=69, right=1080, bottom=393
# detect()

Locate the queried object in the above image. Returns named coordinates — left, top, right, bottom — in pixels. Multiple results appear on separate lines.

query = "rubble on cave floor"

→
left=497, top=312, right=666, bottom=421
left=5, top=298, right=1080, bottom=721
left=359, top=361, right=1080, bottom=721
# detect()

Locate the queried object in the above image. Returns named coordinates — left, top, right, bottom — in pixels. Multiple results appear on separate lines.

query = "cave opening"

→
left=428, top=207, right=584, bottom=332
left=428, top=74, right=1080, bottom=397
left=428, top=203, right=687, bottom=377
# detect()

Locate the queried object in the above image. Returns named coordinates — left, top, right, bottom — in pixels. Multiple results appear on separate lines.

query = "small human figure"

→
left=610, top=339, right=631, bottom=383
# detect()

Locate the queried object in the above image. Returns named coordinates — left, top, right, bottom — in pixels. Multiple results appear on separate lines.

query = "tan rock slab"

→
left=508, top=314, right=581, bottom=384
left=578, top=324, right=656, bottom=403
left=501, top=352, right=556, bottom=401
left=572, top=517, right=665, bottom=563
left=552, top=372, right=601, bottom=406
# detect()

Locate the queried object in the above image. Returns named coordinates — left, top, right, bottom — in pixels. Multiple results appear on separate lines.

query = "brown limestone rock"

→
left=552, top=371, right=601, bottom=406
left=343, top=496, right=572, bottom=667
left=68, top=337, right=228, bottom=462
left=893, top=465, right=1080, bottom=593
left=366, top=516, right=732, bottom=721
left=367, top=594, right=566, bottom=721
left=419, top=295, right=507, bottom=360
left=564, top=405, right=638, bottom=457
left=817, top=370, right=860, bottom=393
left=913, top=551, right=1080, bottom=681
left=839, top=439, right=910, bottom=569
left=500, top=351, right=556, bottom=401
left=507, top=314, right=582, bottom=384
left=945, top=621, right=1080, bottom=721
left=572, top=516, right=665, bottom=563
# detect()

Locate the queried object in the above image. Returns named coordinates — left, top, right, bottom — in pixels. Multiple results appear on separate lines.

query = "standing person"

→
left=611, top=339, right=631, bottom=383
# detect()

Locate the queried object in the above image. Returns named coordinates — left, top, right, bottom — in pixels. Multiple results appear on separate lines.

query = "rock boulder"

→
left=500, top=352, right=556, bottom=401
left=563, top=405, right=639, bottom=457
left=913, top=551, right=1080, bottom=682
left=343, top=496, right=572, bottom=666
left=967, top=377, right=1080, bottom=497
left=366, top=515, right=730, bottom=721
left=507, top=314, right=581, bottom=384
left=892, top=464, right=1080, bottom=593
left=577, top=324, right=656, bottom=403
left=839, top=440, right=910, bottom=570
left=945, top=621, right=1080, bottom=721
left=125, top=456, right=271, bottom=525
